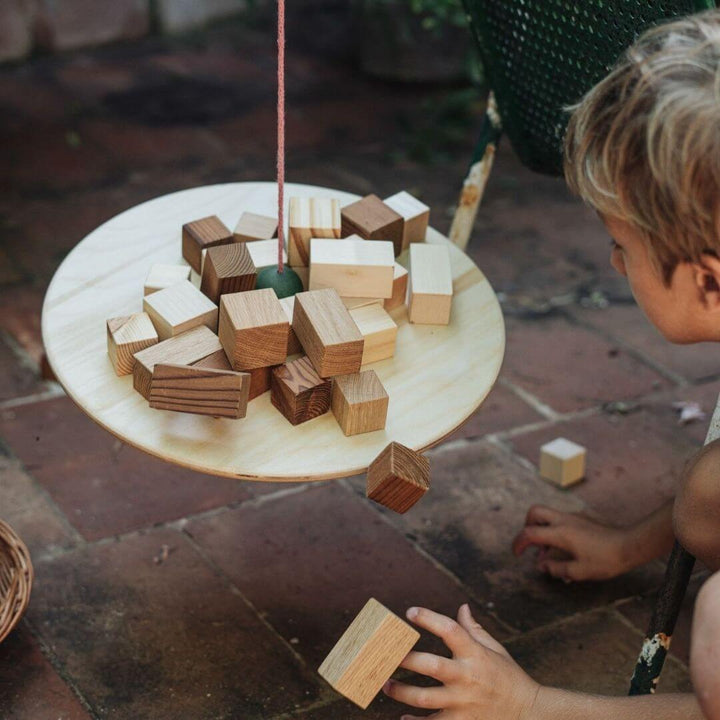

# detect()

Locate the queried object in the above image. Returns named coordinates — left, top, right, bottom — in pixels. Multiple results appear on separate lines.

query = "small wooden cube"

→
left=288, top=196, right=341, bottom=267
left=332, top=370, right=388, bottom=436
left=233, top=211, right=278, bottom=242
left=218, top=288, right=289, bottom=370
left=384, top=262, right=409, bottom=311
left=367, top=442, right=430, bottom=513
left=341, top=194, right=404, bottom=257
left=539, top=438, right=586, bottom=487
left=200, top=243, right=257, bottom=303
left=182, top=215, right=233, bottom=273
left=271, top=356, right=332, bottom=425
left=408, top=244, right=453, bottom=325
left=107, top=312, right=158, bottom=376
left=143, top=279, right=218, bottom=341
left=318, top=597, right=419, bottom=709
left=245, top=238, right=288, bottom=270
left=349, top=304, right=397, bottom=365
left=144, top=263, right=191, bottom=296
left=383, top=191, right=430, bottom=251
left=279, top=296, right=303, bottom=356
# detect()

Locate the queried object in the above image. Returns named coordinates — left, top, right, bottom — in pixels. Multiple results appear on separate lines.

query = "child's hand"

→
left=383, top=604, right=539, bottom=719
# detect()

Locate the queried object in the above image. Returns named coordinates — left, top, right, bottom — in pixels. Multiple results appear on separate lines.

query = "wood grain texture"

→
left=366, top=441, right=430, bottom=513
left=191, top=348, right=232, bottom=371
left=288, top=196, right=341, bottom=267
left=318, top=597, right=419, bottom=709
left=142, top=279, right=218, bottom=341
left=233, top=211, right=278, bottom=242
left=247, top=365, right=273, bottom=401
left=384, top=191, right=430, bottom=251
left=384, top=262, right=409, bottom=311
left=144, top=263, right=191, bottom=295
left=331, top=370, right=388, bottom=436
left=200, top=242, right=257, bottom=303
left=408, top=243, right=453, bottom=325
left=107, top=312, right=158, bottom=376
left=539, top=437, right=586, bottom=487
left=349, top=304, right=397, bottom=366
left=246, top=238, right=287, bottom=270
left=271, top=356, right=331, bottom=425
left=182, top=215, right=233, bottom=272
left=341, top=194, right=404, bottom=257
left=279, top=296, right=303, bottom=356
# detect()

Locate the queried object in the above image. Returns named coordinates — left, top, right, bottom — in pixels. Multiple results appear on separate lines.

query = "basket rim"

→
left=0, top=519, right=34, bottom=645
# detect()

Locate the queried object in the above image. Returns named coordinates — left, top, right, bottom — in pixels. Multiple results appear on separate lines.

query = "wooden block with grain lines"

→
left=233, top=211, right=278, bottom=242
left=318, top=598, right=419, bottom=709
left=341, top=194, right=404, bottom=257
left=200, top=242, right=257, bottom=303
left=191, top=348, right=232, bottom=371
left=331, top=370, right=388, bottom=436
left=271, top=356, right=331, bottom=425
left=149, top=363, right=250, bottom=419
left=408, top=243, right=453, bottom=325
left=384, top=262, right=408, bottom=311
left=182, top=215, right=233, bottom=273
left=143, top=279, right=218, bottom=341
left=279, top=296, right=303, bottom=356
left=246, top=238, right=288, bottom=270
left=107, top=312, right=158, bottom=376
left=144, top=263, right=191, bottom=296
left=366, top=442, right=430, bottom=513
left=349, top=304, right=397, bottom=365
left=292, top=289, right=364, bottom=378
left=288, top=196, right=341, bottom=267
left=383, top=191, right=430, bottom=250
left=341, top=296, right=383, bottom=311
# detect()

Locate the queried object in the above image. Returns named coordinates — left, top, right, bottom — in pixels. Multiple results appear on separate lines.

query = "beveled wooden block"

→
left=279, top=296, right=303, bottom=356
left=288, top=196, right=341, bottom=267
left=384, top=262, right=409, bottom=311
left=245, top=239, right=287, bottom=270
left=107, top=312, right=158, bottom=376
left=384, top=191, right=430, bottom=250
left=539, top=438, right=586, bottom=487
left=331, top=370, right=388, bottom=436
left=366, top=442, right=430, bottom=513
left=408, top=243, right=453, bottom=325
left=144, top=263, right=191, bottom=296
left=271, top=356, right=331, bottom=425
left=200, top=242, right=257, bottom=303
left=341, top=194, right=404, bottom=257
left=182, top=215, right=233, bottom=273
left=349, top=304, right=397, bottom=365
left=233, top=211, right=278, bottom=242
left=143, top=279, right=218, bottom=341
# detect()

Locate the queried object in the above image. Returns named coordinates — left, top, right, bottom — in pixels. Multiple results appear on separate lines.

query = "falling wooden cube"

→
left=367, top=442, right=430, bottom=513
left=384, top=262, right=409, bottom=311
left=341, top=194, right=404, bottom=257
left=349, top=304, right=397, bottom=365
left=408, top=244, right=453, bottom=325
left=233, top=211, right=278, bottom=242
left=143, top=279, right=218, bottom=341
left=383, top=191, right=430, bottom=251
left=288, top=196, right=342, bottom=267
left=107, top=312, right=158, bottom=376
left=182, top=215, right=233, bottom=273
left=318, top=598, right=419, bottom=709
left=271, top=356, right=332, bottom=425
left=279, top=296, right=303, bottom=356
left=218, top=288, right=289, bottom=371
left=539, top=438, right=586, bottom=487
left=246, top=238, right=287, bottom=270
left=144, top=263, right=191, bottom=296
left=247, top=365, right=273, bottom=400
left=200, top=242, right=257, bottom=303
left=292, top=289, right=364, bottom=378
left=332, top=370, right=389, bottom=436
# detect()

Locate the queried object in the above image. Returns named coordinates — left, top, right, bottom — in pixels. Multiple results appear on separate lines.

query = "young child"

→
left=384, top=10, right=720, bottom=719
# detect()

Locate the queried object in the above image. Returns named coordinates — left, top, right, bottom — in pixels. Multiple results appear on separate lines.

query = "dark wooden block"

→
left=366, top=442, right=430, bottom=513
left=271, top=356, right=331, bottom=425
left=341, top=194, right=404, bottom=257
left=200, top=243, right=257, bottom=303
left=182, top=215, right=233, bottom=273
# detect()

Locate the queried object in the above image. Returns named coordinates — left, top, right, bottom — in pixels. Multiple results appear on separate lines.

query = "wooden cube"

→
left=191, top=348, right=232, bottom=371
left=331, top=370, right=388, bottom=436
left=218, top=288, right=289, bottom=370
left=383, top=191, right=430, bottom=251
left=107, top=312, right=158, bottom=376
left=408, top=244, right=453, bottom=325
left=144, top=263, right=191, bottom=296
left=288, top=196, right=341, bottom=267
left=233, top=211, right=278, bottom=242
left=318, top=597, right=419, bottom=709
left=342, top=297, right=383, bottom=311
left=349, top=304, right=397, bottom=365
left=384, top=262, right=409, bottom=311
left=200, top=242, right=257, bottom=303
left=292, top=289, right=364, bottom=378
left=539, top=438, right=586, bottom=487
left=341, top=194, right=404, bottom=257
left=182, top=215, right=233, bottom=273
left=366, top=442, right=430, bottom=513
left=143, top=279, right=218, bottom=341
left=247, top=365, right=273, bottom=400
left=271, top=356, right=332, bottom=425
left=279, top=296, right=303, bottom=356
left=245, top=238, right=287, bottom=270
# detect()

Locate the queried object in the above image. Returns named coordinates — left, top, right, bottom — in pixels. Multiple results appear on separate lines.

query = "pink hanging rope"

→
left=276, top=0, right=286, bottom=273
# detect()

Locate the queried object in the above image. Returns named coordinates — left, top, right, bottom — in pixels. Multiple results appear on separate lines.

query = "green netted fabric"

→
left=464, top=0, right=715, bottom=175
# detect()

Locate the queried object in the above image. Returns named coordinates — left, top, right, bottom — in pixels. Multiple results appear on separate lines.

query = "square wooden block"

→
left=143, top=279, right=218, bottom=341
left=144, top=263, right=191, bottom=296
left=348, top=304, right=397, bottom=365
left=182, top=215, right=233, bottom=273
left=200, top=242, right=257, bottom=303
left=384, top=191, right=430, bottom=250
left=384, top=262, right=409, bottom=311
left=279, top=296, right=303, bottom=356
left=245, top=239, right=287, bottom=270
left=539, top=438, right=586, bottom=487
left=367, top=442, right=430, bottom=513
left=107, top=312, right=158, bottom=376
left=408, top=244, right=453, bottom=325
left=233, top=211, right=278, bottom=242
left=331, top=370, right=388, bottom=436
left=271, top=356, right=332, bottom=425
left=247, top=365, right=273, bottom=400
left=288, top=196, right=341, bottom=266
left=341, top=194, right=404, bottom=257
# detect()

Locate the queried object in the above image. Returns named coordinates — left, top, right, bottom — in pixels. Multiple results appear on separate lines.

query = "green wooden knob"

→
left=255, top=266, right=304, bottom=299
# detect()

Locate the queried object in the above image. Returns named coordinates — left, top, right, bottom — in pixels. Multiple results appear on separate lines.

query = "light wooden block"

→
left=309, top=238, right=394, bottom=299
left=539, top=438, right=586, bottom=487
left=233, top=211, right=278, bottom=242
left=383, top=191, right=430, bottom=250
left=291, top=265, right=309, bottom=290
left=288, top=196, right=341, bottom=267
left=331, top=370, right=388, bottom=436
left=384, top=262, right=409, bottom=311
left=245, top=239, right=287, bottom=270
left=292, top=289, right=364, bottom=378
left=107, top=312, right=158, bottom=376
left=318, top=598, right=419, bottom=709
left=200, top=242, right=257, bottom=303
left=271, top=356, right=331, bottom=425
left=349, top=304, right=397, bottom=365
left=279, top=296, right=303, bottom=356
left=367, top=442, right=430, bottom=513
left=408, top=244, right=453, bottom=325
left=149, top=363, right=250, bottom=419
left=182, top=215, right=233, bottom=273
left=143, top=279, right=218, bottom=341
left=144, top=263, right=191, bottom=296
left=218, top=288, right=289, bottom=370
left=341, top=194, right=404, bottom=257
left=342, top=297, right=383, bottom=311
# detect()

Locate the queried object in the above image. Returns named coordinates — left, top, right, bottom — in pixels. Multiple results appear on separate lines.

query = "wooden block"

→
left=218, top=288, right=289, bottom=370
left=144, top=263, right=191, bottom=296
left=200, top=243, right=257, bottom=303
left=288, top=197, right=341, bottom=267
left=408, top=244, right=453, bottom=325
left=279, top=296, right=303, bottom=356
left=149, top=363, right=250, bottom=419
left=191, top=348, right=232, bottom=371
left=143, top=279, right=218, bottom=341
left=366, top=442, right=430, bottom=513
left=233, top=211, right=278, bottom=242
left=318, top=598, right=419, bottom=709
left=349, top=304, right=397, bottom=365
left=133, top=325, right=223, bottom=400
left=383, top=191, right=430, bottom=250
left=539, top=438, right=586, bottom=487
left=182, top=215, right=233, bottom=273
left=291, top=264, right=309, bottom=290
left=341, top=194, right=404, bottom=257
left=331, top=370, right=388, bottom=436
left=384, top=262, right=409, bottom=311
left=245, top=239, right=287, bottom=270
left=342, top=296, right=383, bottom=311
left=247, top=365, right=272, bottom=400
left=271, top=356, right=332, bottom=425
left=107, top=312, right=158, bottom=376
left=292, top=289, right=364, bottom=378
left=309, top=238, right=394, bottom=299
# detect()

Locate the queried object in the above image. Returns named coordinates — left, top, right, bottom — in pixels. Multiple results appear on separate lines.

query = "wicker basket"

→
left=0, top=520, right=33, bottom=644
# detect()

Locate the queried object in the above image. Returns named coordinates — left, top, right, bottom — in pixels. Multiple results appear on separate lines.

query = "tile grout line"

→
left=0, top=382, right=66, bottom=410
left=498, top=376, right=561, bottom=420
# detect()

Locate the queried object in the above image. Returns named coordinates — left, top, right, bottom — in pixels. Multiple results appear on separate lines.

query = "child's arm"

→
left=691, top=572, right=720, bottom=720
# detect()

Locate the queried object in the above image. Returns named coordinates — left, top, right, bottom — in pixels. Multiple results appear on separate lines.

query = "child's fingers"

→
left=512, top=524, right=570, bottom=557
left=406, top=607, right=475, bottom=657
left=538, top=557, right=581, bottom=582
left=525, top=505, right=563, bottom=526
left=456, top=604, right=508, bottom=655
left=399, top=651, right=461, bottom=683
left=382, top=679, right=451, bottom=709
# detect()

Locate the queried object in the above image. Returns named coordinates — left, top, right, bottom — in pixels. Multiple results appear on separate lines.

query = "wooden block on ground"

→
left=218, top=288, right=289, bottom=370
left=384, top=191, right=430, bottom=250
left=539, top=438, right=586, bottom=487
left=245, top=239, right=287, bottom=270
left=332, top=370, right=388, bottom=436
left=279, top=296, right=303, bottom=356
left=143, top=279, right=218, bottom=341
left=408, top=244, right=453, bottom=325
left=288, top=197, right=341, bottom=267
left=349, top=304, right=397, bottom=365
left=233, top=211, right=278, bottom=242
left=149, top=363, right=250, bottom=419
left=384, top=262, right=409, bottom=311
left=318, top=597, right=419, bottom=709
left=367, top=442, right=430, bottom=513
left=271, top=356, right=331, bottom=425
left=144, top=263, right=191, bottom=295
left=293, top=289, right=364, bottom=377
left=309, top=238, right=394, bottom=299
left=182, top=215, right=233, bottom=273
left=341, top=194, right=404, bottom=257
left=107, top=312, right=158, bottom=376
left=200, top=242, right=257, bottom=303
left=247, top=365, right=272, bottom=400
left=191, top=348, right=232, bottom=371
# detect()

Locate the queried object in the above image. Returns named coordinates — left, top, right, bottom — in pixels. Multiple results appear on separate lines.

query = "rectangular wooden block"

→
left=200, top=242, right=257, bottom=303
left=309, top=238, right=395, bottom=299
left=218, top=288, right=289, bottom=370
left=383, top=191, right=430, bottom=250
left=107, top=312, right=158, bottom=376
left=331, top=370, right=388, bottom=436
left=341, top=194, right=404, bottom=257
left=342, top=296, right=383, bottom=311
left=349, top=304, right=397, bottom=365
left=279, top=296, right=303, bottom=356
left=191, top=348, right=232, bottom=371
left=247, top=365, right=272, bottom=400
left=233, top=211, right=278, bottom=242
left=367, top=442, right=430, bottom=513
left=318, top=598, right=419, bottom=709
left=292, top=289, right=364, bottom=378
left=149, top=363, right=250, bottom=419
left=143, top=279, right=218, bottom=341
left=245, top=239, right=287, bottom=270
left=182, top=215, right=233, bottom=273
left=407, top=244, right=453, bottom=325
left=539, top=438, right=586, bottom=487
left=144, top=263, right=191, bottom=296
left=271, top=356, right=332, bottom=425
left=384, top=262, right=409, bottom=311
left=288, top=196, right=341, bottom=267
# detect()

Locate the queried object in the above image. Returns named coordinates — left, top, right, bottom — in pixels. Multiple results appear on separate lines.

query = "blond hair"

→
left=564, top=10, right=720, bottom=282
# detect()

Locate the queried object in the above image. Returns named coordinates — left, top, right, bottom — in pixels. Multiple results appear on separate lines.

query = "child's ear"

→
left=692, top=254, right=720, bottom=311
